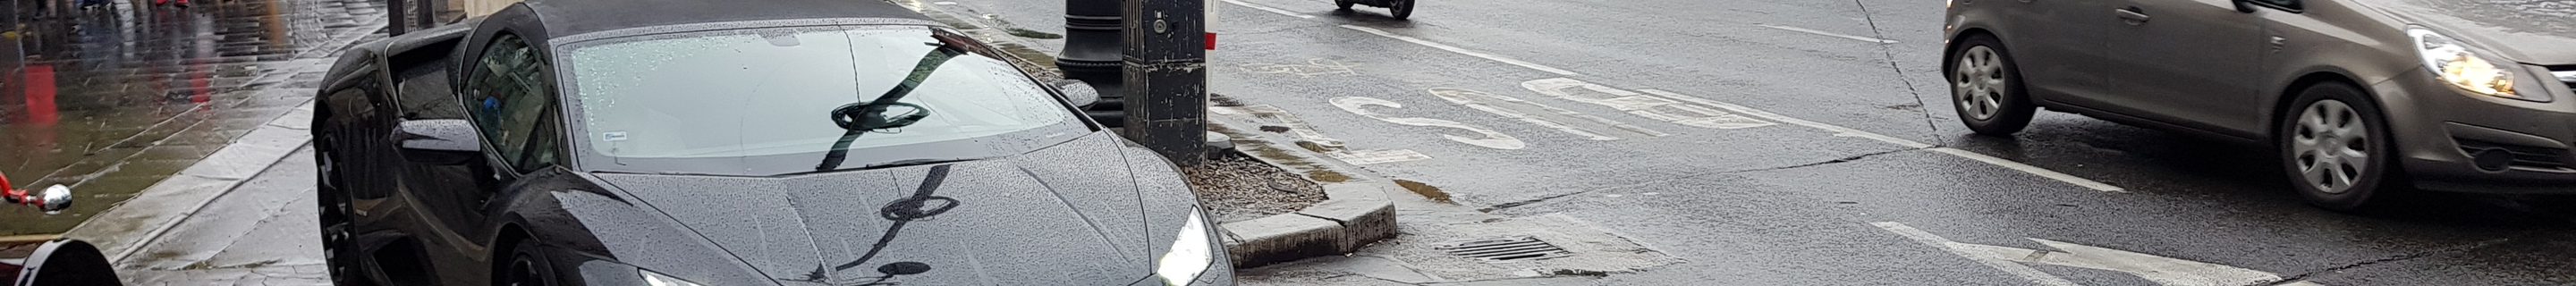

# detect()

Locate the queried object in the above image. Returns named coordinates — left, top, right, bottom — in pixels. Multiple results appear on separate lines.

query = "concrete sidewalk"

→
left=112, top=147, right=326, bottom=285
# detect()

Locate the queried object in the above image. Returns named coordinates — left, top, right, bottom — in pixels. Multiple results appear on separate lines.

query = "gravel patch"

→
left=1183, top=150, right=1327, bottom=223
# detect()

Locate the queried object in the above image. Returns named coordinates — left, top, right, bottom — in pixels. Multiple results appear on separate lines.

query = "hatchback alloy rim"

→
left=2292, top=100, right=2370, bottom=194
left=1953, top=46, right=2007, bottom=121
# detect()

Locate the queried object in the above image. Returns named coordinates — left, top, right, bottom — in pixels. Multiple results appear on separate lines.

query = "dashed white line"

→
left=1643, top=89, right=2124, bottom=192
left=1758, top=24, right=1901, bottom=44
left=1221, top=0, right=1315, bottom=19
left=1337, top=25, right=1580, bottom=76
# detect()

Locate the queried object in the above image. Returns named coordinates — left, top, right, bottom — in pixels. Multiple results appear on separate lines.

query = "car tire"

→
left=497, top=240, right=558, bottom=286
left=1389, top=0, right=1413, bottom=20
left=314, top=133, right=373, bottom=286
left=1335, top=0, right=1352, bottom=10
left=2277, top=82, right=2403, bottom=212
left=1945, top=35, right=2038, bottom=136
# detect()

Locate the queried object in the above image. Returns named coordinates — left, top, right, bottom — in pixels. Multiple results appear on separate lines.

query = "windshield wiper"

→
left=814, top=33, right=980, bottom=171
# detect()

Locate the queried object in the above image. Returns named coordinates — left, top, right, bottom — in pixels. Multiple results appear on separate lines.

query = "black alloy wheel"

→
left=499, top=241, right=557, bottom=286
left=2277, top=82, right=2403, bottom=212
left=1389, top=0, right=1414, bottom=20
left=1945, top=35, right=2038, bottom=136
left=314, top=129, right=370, bottom=286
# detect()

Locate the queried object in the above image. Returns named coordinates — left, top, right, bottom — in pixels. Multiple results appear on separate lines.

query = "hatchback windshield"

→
left=563, top=26, right=1085, bottom=176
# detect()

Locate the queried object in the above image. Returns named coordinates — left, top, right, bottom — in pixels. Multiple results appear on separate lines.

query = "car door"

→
left=419, top=30, right=570, bottom=286
left=1988, top=0, right=2118, bottom=105
left=2098, top=0, right=2275, bottom=137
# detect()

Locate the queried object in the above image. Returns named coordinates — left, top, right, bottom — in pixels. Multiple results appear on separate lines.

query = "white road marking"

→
left=1428, top=88, right=1650, bottom=140
left=1926, top=147, right=2127, bottom=192
left=1875, top=222, right=2326, bottom=286
left=1873, top=222, right=2082, bottom=286
left=1332, top=97, right=1530, bottom=149
left=1522, top=79, right=1777, bottom=130
left=1241, top=58, right=1360, bottom=78
left=1337, top=25, right=1581, bottom=76
left=1213, top=105, right=1431, bottom=164
left=1222, top=0, right=1315, bottom=19
left=1758, top=24, right=1901, bottom=44
left=1642, top=89, right=2125, bottom=192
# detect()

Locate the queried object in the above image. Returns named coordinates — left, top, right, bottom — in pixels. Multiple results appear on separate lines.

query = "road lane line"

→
left=1642, top=89, right=2125, bottom=192
left=1337, top=25, right=1581, bottom=76
left=1872, top=222, right=2084, bottom=286
left=1928, top=147, right=2127, bottom=192
left=1221, top=0, right=1315, bottom=19
left=1758, top=24, right=1901, bottom=44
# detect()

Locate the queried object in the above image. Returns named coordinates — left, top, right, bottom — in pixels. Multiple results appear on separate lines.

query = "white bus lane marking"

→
left=1522, top=78, right=1778, bottom=130
left=1212, top=105, right=1432, bottom=164
left=1337, top=25, right=1581, bottom=76
left=1426, top=88, right=1660, bottom=140
left=1641, top=89, right=2125, bottom=192
left=1330, top=97, right=1530, bottom=150
left=1873, top=222, right=2326, bottom=286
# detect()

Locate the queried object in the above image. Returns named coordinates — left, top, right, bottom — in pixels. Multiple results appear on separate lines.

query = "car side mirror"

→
left=397, top=119, right=483, bottom=164
left=1055, top=80, right=1102, bottom=109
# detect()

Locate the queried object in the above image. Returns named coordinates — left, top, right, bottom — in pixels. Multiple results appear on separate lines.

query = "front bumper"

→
left=2377, top=68, right=2576, bottom=194
left=548, top=246, right=1237, bottom=286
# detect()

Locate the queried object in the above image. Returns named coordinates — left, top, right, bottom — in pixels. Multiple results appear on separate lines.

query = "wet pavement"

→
left=922, top=0, right=2576, bottom=284
left=0, top=0, right=385, bottom=235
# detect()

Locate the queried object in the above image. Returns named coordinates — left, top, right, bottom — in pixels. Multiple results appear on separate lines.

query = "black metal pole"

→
left=1121, top=0, right=1207, bottom=165
left=1061, top=0, right=1125, bottom=127
left=386, top=0, right=409, bottom=35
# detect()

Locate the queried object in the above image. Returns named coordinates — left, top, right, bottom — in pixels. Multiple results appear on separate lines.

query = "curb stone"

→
left=895, top=1, right=1402, bottom=269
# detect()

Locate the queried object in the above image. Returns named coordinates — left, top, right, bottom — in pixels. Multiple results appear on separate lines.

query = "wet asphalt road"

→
left=927, top=0, right=2576, bottom=284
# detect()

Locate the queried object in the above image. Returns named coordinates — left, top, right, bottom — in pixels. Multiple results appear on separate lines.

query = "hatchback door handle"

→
left=2116, top=7, right=2151, bottom=23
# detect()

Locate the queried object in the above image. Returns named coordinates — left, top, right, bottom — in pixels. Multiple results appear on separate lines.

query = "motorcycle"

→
left=0, top=177, right=123, bottom=286
left=1334, top=0, right=1416, bottom=20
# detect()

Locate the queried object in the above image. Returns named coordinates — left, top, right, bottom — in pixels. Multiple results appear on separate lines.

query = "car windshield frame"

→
left=549, top=24, right=1095, bottom=177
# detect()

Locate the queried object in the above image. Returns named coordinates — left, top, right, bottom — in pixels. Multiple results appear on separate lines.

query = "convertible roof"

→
left=522, top=0, right=937, bottom=37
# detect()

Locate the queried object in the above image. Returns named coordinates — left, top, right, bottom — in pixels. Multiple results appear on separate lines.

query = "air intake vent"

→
left=1436, top=236, right=1572, bottom=262
left=2552, top=66, right=2574, bottom=90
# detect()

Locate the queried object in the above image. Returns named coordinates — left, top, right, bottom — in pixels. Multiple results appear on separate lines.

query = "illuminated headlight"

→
left=2409, top=26, right=2534, bottom=101
left=1155, top=211, right=1216, bottom=286
left=640, top=269, right=706, bottom=286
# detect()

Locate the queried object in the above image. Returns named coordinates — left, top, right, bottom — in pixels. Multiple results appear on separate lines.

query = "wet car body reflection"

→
left=309, top=0, right=1232, bottom=285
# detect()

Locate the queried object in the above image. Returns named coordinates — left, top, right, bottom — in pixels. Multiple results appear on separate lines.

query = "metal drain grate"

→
left=1436, top=236, right=1571, bottom=262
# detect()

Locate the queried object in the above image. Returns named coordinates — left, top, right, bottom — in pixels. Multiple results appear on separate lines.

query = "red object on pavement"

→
left=23, top=64, right=55, bottom=124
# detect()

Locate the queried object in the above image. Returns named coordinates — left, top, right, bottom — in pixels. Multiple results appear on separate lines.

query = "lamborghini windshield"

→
left=561, top=25, right=1086, bottom=176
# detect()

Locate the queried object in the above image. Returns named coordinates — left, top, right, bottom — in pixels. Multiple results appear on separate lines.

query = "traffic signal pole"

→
left=1120, top=0, right=1209, bottom=165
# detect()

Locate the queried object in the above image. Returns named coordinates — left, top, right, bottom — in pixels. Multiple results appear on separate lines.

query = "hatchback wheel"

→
left=1946, top=35, right=2037, bottom=136
left=2278, top=82, right=2402, bottom=211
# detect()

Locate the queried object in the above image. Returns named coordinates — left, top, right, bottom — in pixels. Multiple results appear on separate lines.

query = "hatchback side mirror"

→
left=397, top=119, right=483, bottom=164
left=1055, top=80, right=1102, bottom=109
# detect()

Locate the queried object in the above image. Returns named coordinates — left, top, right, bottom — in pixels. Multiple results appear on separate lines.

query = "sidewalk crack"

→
left=2254, top=235, right=2525, bottom=285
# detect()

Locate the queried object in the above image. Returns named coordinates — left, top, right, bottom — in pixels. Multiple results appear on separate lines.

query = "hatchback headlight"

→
left=1155, top=211, right=1216, bottom=286
left=2410, top=27, right=2535, bottom=101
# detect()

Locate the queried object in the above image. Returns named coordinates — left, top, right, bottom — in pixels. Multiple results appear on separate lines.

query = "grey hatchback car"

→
left=1942, top=0, right=2576, bottom=210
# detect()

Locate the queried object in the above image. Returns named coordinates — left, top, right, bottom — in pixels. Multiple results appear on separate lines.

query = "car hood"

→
left=2365, top=0, right=2576, bottom=65
left=591, top=132, right=1179, bottom=285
